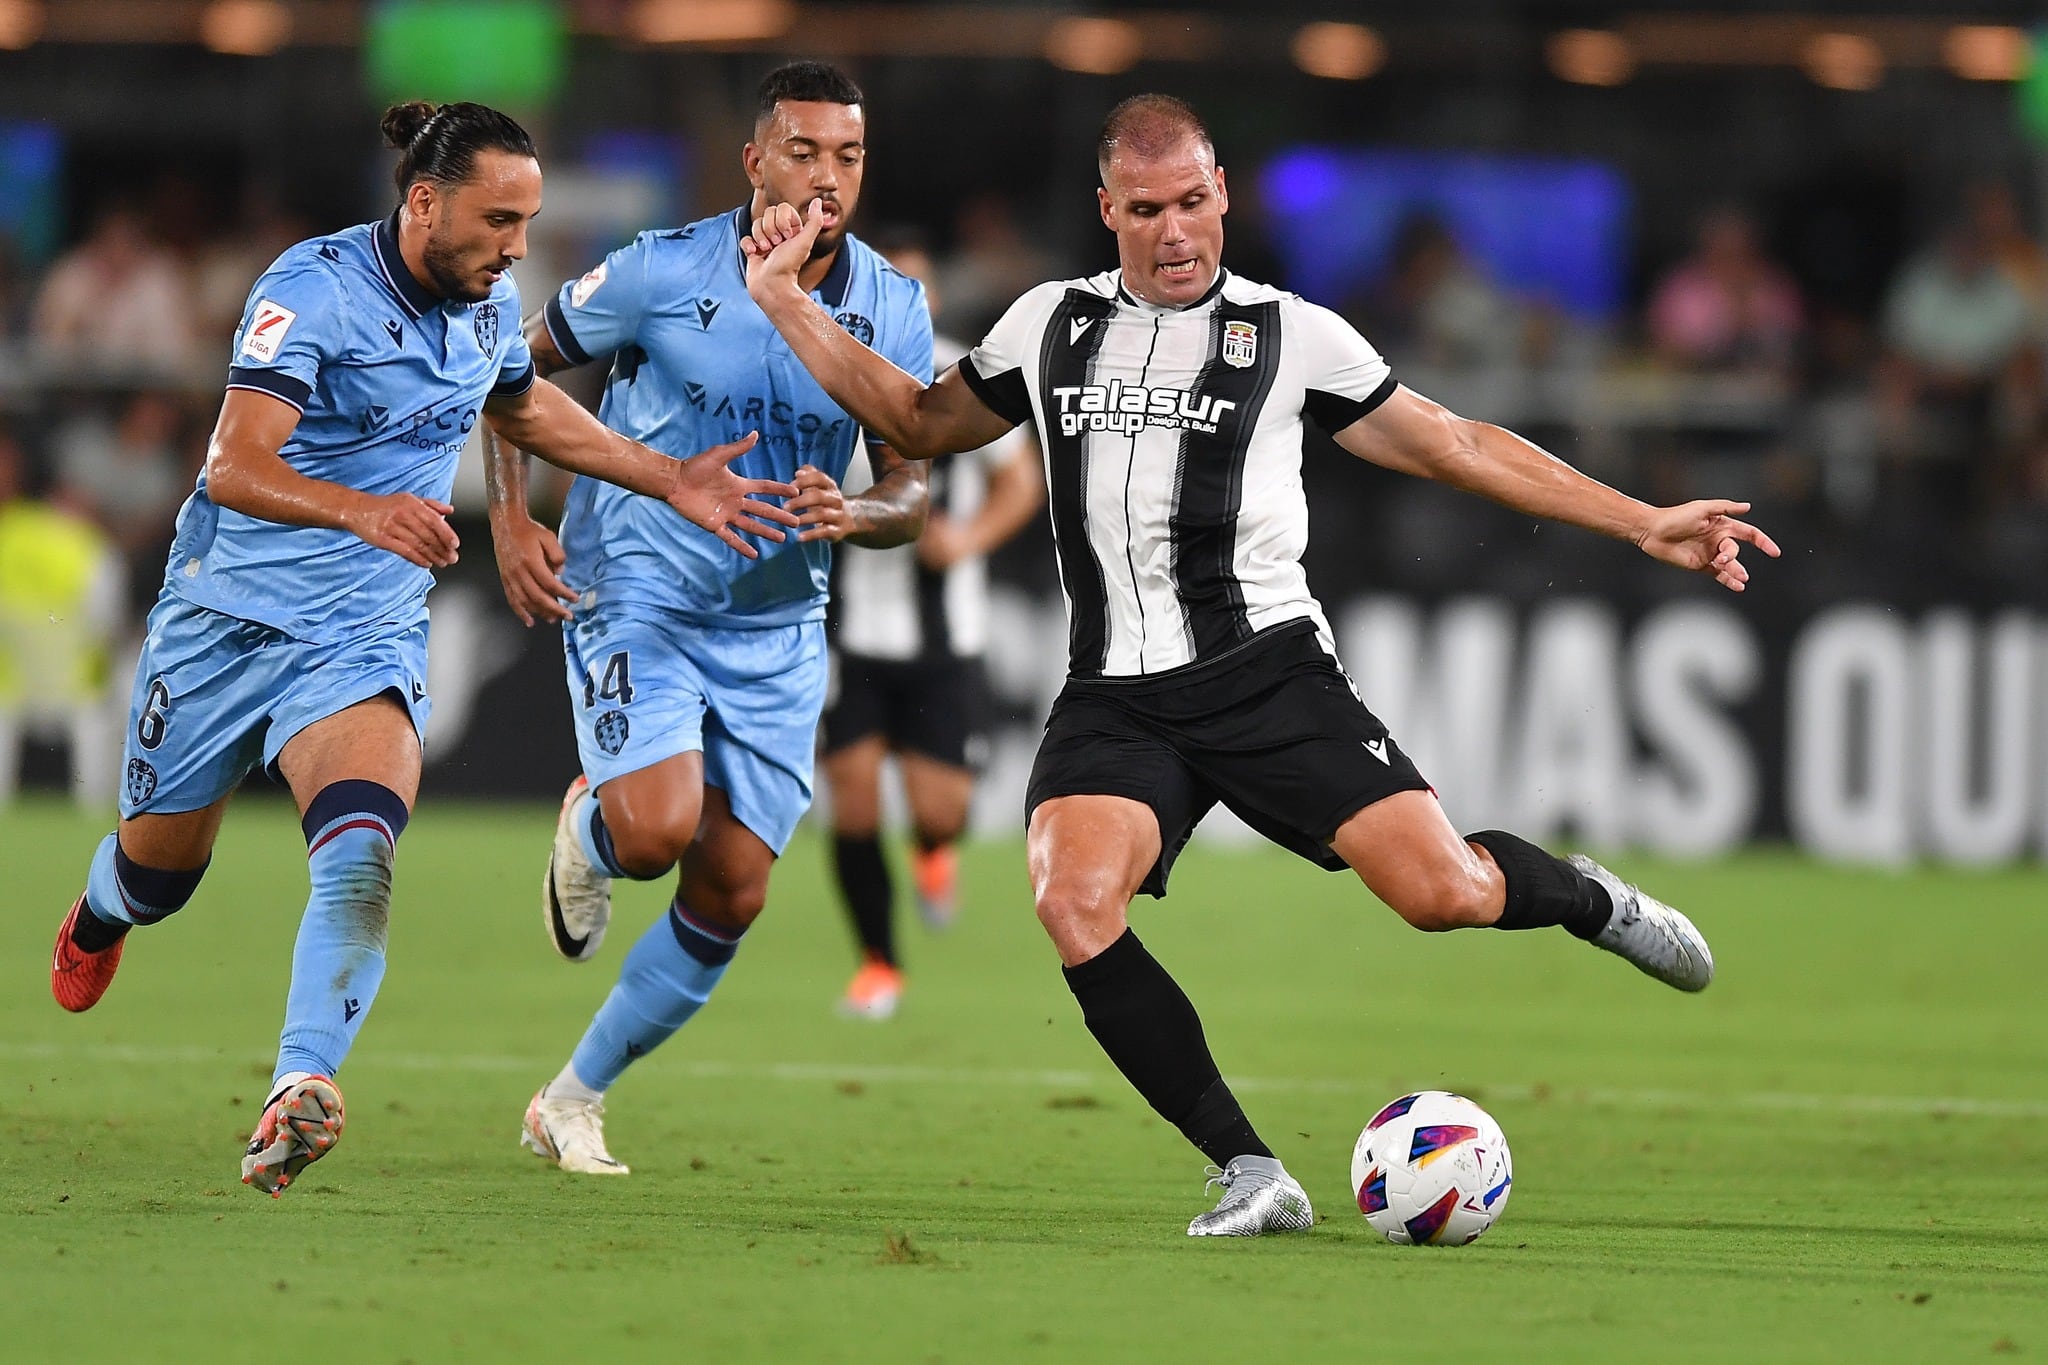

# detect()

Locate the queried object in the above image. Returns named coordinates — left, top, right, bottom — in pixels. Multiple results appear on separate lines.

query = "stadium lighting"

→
left=1945, top=25, right=2029, bottom=82
left=200, top=0, right=289, bottom=55
left=1045, top=16, right=1141, bottom=75
left=628, top=0, right=794, bottom=45
left=0, top=0, right=43, bottom=50
left=1803, top=31, right=1884, bottom=90
left=1290, top=22, right=1384, bottom=81
left=1548, top=29, right=1635, bottom=86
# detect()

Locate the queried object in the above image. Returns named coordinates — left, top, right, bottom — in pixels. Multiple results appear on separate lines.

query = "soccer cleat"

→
left=521, top=1088, right=630, bottom=1175
left=544, top=775, right=612, bottom=962
left=240, top=1074, right=345, bottom=1198
left=1570, top=854, right=1715, bottom=992
left=837, top=955, right=903, bottom=1020
left=51, top=894, right=124, bottom=1013
left=912, top=843, right=958, bottom=930
left=1186, top=1155, right=1315, bottom=1237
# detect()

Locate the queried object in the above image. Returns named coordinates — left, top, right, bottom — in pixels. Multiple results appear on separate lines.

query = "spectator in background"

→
left=0, top=425, right=125, bottom=806
left=1877, top=214, right=2040, bottom=510
left=1647, top=208, right=1804, bottom=377
left=194, top=193, right=310, bottom=345
left=50, top=391, right=189, bottom=574
left=31, top=204, right=196, bottom=373
left=933, top=191, right=1059, bottom=340
left=1966, top=180, right=2047, bottom=308
left=1365, top=214, right=1522, bottom=371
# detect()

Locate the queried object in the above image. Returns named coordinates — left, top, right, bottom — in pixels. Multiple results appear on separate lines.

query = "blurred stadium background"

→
left=6, top=0, right=2048, bottom=860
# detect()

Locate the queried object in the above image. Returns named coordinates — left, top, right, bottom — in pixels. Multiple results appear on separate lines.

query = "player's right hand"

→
left=741, top=199, right=826, bottom=303
left=348, top=492, right=460, bottom=569
left=667, top=431, right=801, bottom=558
left=491, top=515, right=576, bottom=626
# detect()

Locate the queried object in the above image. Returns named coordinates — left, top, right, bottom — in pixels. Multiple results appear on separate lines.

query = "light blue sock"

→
left=273, top=782, right=410, bottom=1089
left=575, top=790, right=636, bottom=879
left=568, top=900, right=743, bottom=1092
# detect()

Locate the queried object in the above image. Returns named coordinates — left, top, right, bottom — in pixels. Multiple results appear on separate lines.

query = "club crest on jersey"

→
left=1222, top=320, right=1258, bottom=369
left=473, top=303, right=499, bottom=354
left=1050, top=380, right=1238, bottom=437
left=834, top=311, right=874, bottom=346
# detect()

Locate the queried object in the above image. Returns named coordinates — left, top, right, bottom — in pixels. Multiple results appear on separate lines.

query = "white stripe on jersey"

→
left=962, top=269, right=1395, bottom=680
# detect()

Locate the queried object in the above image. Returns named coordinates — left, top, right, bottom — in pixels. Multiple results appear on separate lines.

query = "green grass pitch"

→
left=3, top=798, right=2044, bottom=1363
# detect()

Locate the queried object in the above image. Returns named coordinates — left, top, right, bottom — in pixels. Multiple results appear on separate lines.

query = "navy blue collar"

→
left=729, top=205, right=854, bottom=309
left=374, top=211, right=443, bottom=320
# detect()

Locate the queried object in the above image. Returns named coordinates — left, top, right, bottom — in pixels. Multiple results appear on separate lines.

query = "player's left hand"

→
left=790, top=464, right=853, bottom=542
left=666, top=431, right=800, bottom=558
left=741, top=199, right=827, bottom=303
left=1637, top=500, right=1782, bottom=592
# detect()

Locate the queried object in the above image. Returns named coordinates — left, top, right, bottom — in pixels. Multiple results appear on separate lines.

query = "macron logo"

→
left=1364, top=738, right=1389, bottom=765
left=241, top=300, right=297, bottom=363
left=1069, top=317, right=1093, bottom=345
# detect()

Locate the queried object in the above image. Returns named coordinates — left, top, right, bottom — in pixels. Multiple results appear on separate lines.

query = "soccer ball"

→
left=1350, top=1091, right=1513, bottom=1246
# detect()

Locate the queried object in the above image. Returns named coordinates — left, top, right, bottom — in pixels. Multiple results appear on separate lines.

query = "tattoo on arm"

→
left=483, top=425, right=530, bottom=519
left=844, top=442, right=929, bottom=549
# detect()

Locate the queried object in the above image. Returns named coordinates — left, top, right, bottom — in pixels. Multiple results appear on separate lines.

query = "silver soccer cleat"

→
left=1186, top=1155, right=1315, bottom=1237
left=1570, top=854, right=1715, bottom=992
left=521, top=1088, right=630, bottom=1175
left=544, top=775, right=612, bottom=962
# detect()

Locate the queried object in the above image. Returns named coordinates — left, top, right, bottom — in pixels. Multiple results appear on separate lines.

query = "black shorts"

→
left=821, top=650, right=990, bottom=770
left=1025, top=620, right=1431, bottom=898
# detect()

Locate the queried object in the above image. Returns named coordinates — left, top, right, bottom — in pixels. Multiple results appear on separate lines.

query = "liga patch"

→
left=569, top=262, right=608, bottom=308
left=240, top=299, right=298, bottom=363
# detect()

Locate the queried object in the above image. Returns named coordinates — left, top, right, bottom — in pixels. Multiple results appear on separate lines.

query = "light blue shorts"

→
left=118, top=593, right=431, bottom=817
left=562, top=606, right=827, bottom=854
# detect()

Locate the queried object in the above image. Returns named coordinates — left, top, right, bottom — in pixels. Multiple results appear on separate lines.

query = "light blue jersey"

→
left=165, top=213, right=535, bottom=643
left=544, top=207, right=933, bottom=629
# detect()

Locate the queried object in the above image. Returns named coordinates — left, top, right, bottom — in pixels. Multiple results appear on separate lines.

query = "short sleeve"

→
left=224, top=258, right=340, bottom=412
left=492, top=277, right=536, bottom=397
left=959, top=283, right=1060, bottom=427
left=544, top=235, right=652, bottom=367
left=1296, top=301, right=1397, bottom=436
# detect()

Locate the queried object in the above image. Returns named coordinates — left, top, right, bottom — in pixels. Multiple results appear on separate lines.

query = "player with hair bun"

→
left=48, top=100, right=795, bottom=1197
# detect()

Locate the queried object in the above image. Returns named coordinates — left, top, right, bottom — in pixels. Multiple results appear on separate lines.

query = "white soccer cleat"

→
left=521, top=1088, right=630, bottom=1175
left=1570, top=854, right=1715, bottom=992
left=241, top=1073, right=345, bottom=1198
left=544, top=775, right=612, bottom=962
left=1186, top=1155, right=1314, bottom=1237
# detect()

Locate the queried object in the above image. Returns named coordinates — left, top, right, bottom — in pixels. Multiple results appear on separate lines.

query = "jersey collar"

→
left=727, top=205, right=854, bottom=309
left=1115, top=266, right=1230, bottom=314
left=374, top=211, right=443, bottom=320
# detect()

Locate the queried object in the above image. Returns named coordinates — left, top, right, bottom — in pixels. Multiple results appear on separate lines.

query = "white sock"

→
left=547, top=1061, right=604, bottom=1104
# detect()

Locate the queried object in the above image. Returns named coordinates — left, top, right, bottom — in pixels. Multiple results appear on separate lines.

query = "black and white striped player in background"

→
left=823, top=233, right=1044, bottom=1020
left=744, top=94, right=1779, bottom=1237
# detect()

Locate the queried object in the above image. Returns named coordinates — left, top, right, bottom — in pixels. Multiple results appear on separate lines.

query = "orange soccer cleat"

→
left=837, top=954, right=903, bottom=1020
left=51, top=894, right=125, bottom=1013
left=912, top=843, right=959, bottom=931
left=241, top=1074, right=346, bottom=1198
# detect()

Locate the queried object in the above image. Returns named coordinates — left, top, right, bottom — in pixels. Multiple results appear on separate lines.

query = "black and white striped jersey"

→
left=957, top=268, right=1395, bottom=680
left=829, top=334, right=1029, bottom=661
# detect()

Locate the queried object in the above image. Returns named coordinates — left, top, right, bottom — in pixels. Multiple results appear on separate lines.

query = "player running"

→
left=486, top=63, right=932, bottom=1174
left=741, top=94, right=1780, bottom=1236
left=825, top=233, right=1044, bottom=1020
left=48, top=101, right=796, bottom=1198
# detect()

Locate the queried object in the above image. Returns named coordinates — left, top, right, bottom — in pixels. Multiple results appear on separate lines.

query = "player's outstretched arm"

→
left=1335, top=384, right=1781, bottom=594
left=483, top=378, right=800, bottom=559
left=742, top=199, right=1015, bottom=460
left=205, top=388, right=460, bottom=568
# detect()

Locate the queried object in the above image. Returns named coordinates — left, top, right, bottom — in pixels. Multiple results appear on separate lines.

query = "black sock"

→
left=70, top=901, right=129, bottom=952
left=1466, top=830, right=1612, bottom=939
left=832, top=833, right=895, bottom=966
left=1062, top=929, right=1272, bottom=1166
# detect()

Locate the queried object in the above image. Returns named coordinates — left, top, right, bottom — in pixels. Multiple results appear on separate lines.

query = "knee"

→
left=1033, top=873, right=1127, bottom=947
left=606, top=814, right=695, bottom=880
left=1382, top=860, right=1499, bottom=933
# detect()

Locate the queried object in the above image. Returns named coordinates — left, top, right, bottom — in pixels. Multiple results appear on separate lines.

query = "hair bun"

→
left=379, top=101, right=438, bottom=150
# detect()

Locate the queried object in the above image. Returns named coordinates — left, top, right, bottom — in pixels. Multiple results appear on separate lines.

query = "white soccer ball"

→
left=1350, top=1090, right=1513, bottom=1246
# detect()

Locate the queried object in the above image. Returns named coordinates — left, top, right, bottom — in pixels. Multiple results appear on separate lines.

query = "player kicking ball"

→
left=741, top=94, right=1779, bottom=1236
left=48, top=101, right=796, bottom=1197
